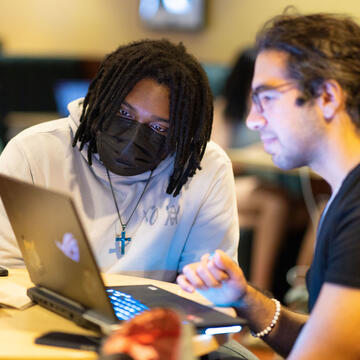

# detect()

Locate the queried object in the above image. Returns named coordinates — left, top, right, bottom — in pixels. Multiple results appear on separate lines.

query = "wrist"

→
left=251, top=298, right=281, bottom=338
left=231, top=286, right=280, bottom=336
left=231, top=283, right=254, bottom=314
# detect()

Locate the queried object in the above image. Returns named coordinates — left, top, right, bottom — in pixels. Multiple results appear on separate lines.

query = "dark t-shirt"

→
left=306, top=163, right=360, bottom=312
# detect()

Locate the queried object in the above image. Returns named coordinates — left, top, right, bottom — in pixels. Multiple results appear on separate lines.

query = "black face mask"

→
left=96, top=117, right=168, bottom=176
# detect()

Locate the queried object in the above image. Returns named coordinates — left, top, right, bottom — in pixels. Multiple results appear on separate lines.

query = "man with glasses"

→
left=178, top=12, right=360, bottom=359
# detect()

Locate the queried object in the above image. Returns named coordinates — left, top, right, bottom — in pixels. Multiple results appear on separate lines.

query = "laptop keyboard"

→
left=106, top=288, right=149, bottom=321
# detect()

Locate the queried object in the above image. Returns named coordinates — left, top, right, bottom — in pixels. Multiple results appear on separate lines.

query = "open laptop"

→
left=0, top=174, right=245, bottom=335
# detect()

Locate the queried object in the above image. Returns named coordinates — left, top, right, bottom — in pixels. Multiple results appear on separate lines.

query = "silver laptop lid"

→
left=0, top=174, right=116, bottom=323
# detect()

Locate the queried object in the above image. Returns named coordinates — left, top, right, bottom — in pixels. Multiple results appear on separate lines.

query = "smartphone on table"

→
left=35, top=331, right=102, bottom=352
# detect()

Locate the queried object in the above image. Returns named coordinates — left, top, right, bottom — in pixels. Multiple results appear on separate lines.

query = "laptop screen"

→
left=53, top=80, right=90, bottom=117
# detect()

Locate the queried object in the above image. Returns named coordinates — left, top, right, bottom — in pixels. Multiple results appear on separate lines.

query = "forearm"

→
left=234, top=285, right=308, bottom=358
left=178, top=251, right=308, bottom=357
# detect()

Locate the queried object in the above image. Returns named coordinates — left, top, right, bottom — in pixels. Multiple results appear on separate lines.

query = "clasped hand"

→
left=176, top=250, right=248, bottom=308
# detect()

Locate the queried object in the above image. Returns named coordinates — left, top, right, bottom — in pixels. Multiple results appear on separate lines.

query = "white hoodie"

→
left=0, top=99, right=239, bottom=282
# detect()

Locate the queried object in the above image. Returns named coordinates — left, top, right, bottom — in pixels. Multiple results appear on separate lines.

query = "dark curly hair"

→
left=72, top=39, right=213, bottom=196
left=256, top=10, right=360, bottom=126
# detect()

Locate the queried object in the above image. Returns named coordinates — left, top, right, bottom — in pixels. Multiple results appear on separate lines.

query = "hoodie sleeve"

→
left=178, top=146, right=239, bottom=271
left=0, top=138, right=34, bottom=267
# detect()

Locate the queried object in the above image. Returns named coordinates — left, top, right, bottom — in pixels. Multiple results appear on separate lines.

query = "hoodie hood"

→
left=67, top=98, right=175, bottom=186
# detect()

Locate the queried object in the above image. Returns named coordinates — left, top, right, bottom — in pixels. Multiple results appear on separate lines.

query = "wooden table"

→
left=0, top=269, right=232, bottom=359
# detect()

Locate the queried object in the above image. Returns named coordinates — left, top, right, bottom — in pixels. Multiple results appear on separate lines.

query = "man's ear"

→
left=316, top=80, right=345, bottom=121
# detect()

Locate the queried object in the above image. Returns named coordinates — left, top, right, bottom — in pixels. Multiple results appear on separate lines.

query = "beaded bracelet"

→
left=251, top=298, right=281, bottom=338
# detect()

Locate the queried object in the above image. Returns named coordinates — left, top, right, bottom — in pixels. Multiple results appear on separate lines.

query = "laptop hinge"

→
left=27, top=286, right=104, bottom=331
left=83, top=309, right=121, bottom=335
left=28, top=286, right=119, bottom=334
left=28, top=286, right=85, bottom=311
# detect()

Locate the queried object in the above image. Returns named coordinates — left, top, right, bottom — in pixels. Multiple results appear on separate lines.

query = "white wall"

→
left=0, top=0, right=360, bottom=64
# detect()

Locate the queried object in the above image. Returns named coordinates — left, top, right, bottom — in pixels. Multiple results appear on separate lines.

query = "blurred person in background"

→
left=212, top=48, right=298, bottom=293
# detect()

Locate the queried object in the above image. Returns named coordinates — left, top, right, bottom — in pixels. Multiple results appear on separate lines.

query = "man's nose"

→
left=246, top=105, right=267, bottom=131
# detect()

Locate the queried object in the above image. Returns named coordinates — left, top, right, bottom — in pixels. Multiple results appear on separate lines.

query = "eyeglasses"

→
left=251, top=82, right=297, bottom=113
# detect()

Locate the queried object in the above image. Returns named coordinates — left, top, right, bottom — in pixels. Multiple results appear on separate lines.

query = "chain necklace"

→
left=107, top=169, right=153, bottom=257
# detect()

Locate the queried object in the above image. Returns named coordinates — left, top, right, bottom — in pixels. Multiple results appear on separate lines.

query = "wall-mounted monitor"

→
left=139, top=0, right=206, bottom=31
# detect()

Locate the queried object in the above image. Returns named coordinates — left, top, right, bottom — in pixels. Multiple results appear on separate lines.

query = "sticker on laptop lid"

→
left=56, top=233, right=80, bottom=262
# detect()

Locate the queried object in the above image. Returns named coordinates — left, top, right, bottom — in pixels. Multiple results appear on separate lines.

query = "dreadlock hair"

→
left=72, top=39, right=213, bottom=197
left=256, top=8, right=360, bottom=127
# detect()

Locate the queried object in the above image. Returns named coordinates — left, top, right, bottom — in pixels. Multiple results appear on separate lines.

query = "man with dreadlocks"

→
left=0, top=39, right=239, bottom=284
